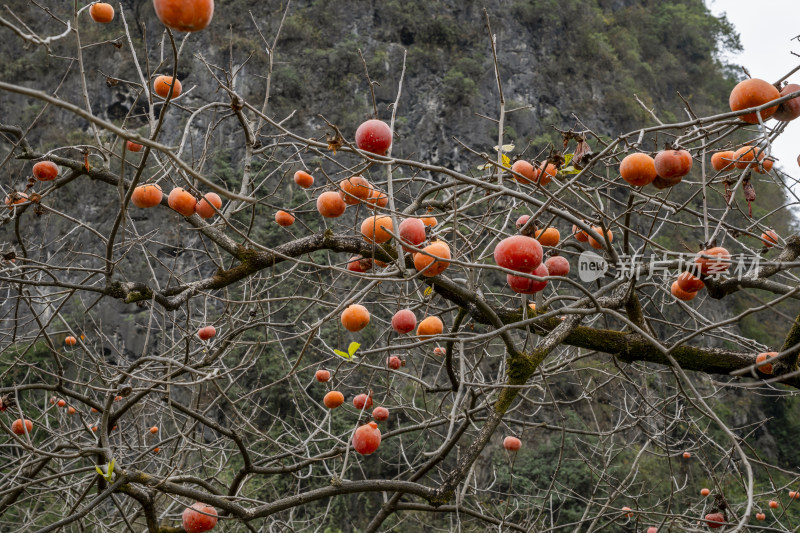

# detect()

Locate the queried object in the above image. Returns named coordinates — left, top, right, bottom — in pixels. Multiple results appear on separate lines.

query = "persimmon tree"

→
left=2, top=2, right=800, bottom=532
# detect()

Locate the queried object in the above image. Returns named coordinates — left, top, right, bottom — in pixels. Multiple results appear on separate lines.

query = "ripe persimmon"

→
left=620, top=153, right=657, bottom=186
left=347, top=256, right=371, bottom=273
left=417, top=316, right=443, bottom=337
left=711, top=151, right=736, bottom=172
left=5, top=192, right=28, bottom=208
left=511, top=160, right=536, bottom=184
left=654, top=149, right=692, bottom=179
left=315, top=369, right=330, bottom=382
left=90, top=2, right=114, bottom=23
left=572, top=224, right=589, bottom=242
left=588, top=227, right=613, bottom=249
left=353, top=392, right=373, bottom=410
left=677, top=271, right=704, bottom=293
left=756, top=157, right=774, bottom=174
left=733, top=146, right=764, bottom=169
left=372, top=406, right=389, bottom=421
left=198, top=326, right=216, bottom=340
left=503, top=436, right=522, bottom=451
left=181, top=502, right=218, bottom=533
left=67, top=406, right=76, bottom=415
left=316, top=191, right=346, bottom=218
left=366, top=188, right=389, bottom=209
left=704, top=512, right=725, bottom=528
left=391, top=309, right=417, bottom=334
left=545, top=256, right=570, bottom=277
left=494, top=235, right=543, bottom=272
left=126, top=141, right=143, bottom=153
left=11, top=419, right=33, bottom=435
left=694, top=247, right=731, bottom=275
left=421, top=216, right=437, bottom=227
left=355, top=119, right=392, bottom=155
left=774, top=83, right=800, bottom=121
left=196, top=193, right=222, bottom=219
left=360, top=216, right=393, bottom=244
left=701, top=488, right=710, bottom=497
left=729, top=78, right=780, bottom=124
left=65, top=336, right=77, bottom=346
left=671, top=281, right=697, bottom=301
left=652, top=175, right=682, bottom=190
left=293, top=170, right=314, bottom=188
left=413, top=241, right=451, bottom=277
left=323, top=391, right=344, bottom=408
left=275, top=210, right=295, bottom=227
left=150, top=426, right=159, bottom=434
left=507, top=263, right=549, bottom=294
left=769, top=500, right=779, bottom=509
left=761, top=230, right=779, bottom=247
left=153, top=75, right=182, bottom=99
left=167, top=187, right=196, bottom=216
left=535, top=227, right=560, bottom=247
left=353, top=421, right=381, bottom=455
left=57, top=399, right=66, bottom=407
left=153, top=0, right=214, bottom=32
left=398, top=218, right=426, bottom=251
left=131, top=184, right=163, bottom=208
left=755, top=351, right=778, bottom=374
left=338, top=176, right=372, bottom=205
left=515, top=214, right=533, bottom=231
left=33, top=161, right=59, bottom=181
left=341, top=304, right=370, bottom=332
left=534, top=162, right=557, bottom=185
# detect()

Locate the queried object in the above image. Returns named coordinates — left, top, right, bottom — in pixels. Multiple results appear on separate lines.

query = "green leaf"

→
left=423, top=287, right=433, bottom=296
left=333, top=349, right=351, bottom=360
left=108, top=459, right=115, bottom=478
left=95, top=466, right=104, bottom=477
left=501, top=154, right=511, bottom=168
left=564, top=153, right=574, bottom=165
left=347, top=342, right=360, bottom=356
left=559, top=166, right=581, bottom=175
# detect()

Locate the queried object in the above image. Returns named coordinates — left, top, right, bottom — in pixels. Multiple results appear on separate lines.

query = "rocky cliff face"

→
left=5, top=0, right=740, bottom=168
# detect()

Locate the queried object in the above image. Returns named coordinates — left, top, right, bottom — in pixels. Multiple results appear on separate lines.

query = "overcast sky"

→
left=707, top=0, right=800, bottom=186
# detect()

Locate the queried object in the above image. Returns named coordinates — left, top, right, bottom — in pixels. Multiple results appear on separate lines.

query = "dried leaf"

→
left=573, top=139, right=594, bottom=170
left=326, top=131, right=344, bottom=154
left=743, top=178, right=756, bottom=218
left=0, top=393, right=14, bottom=412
